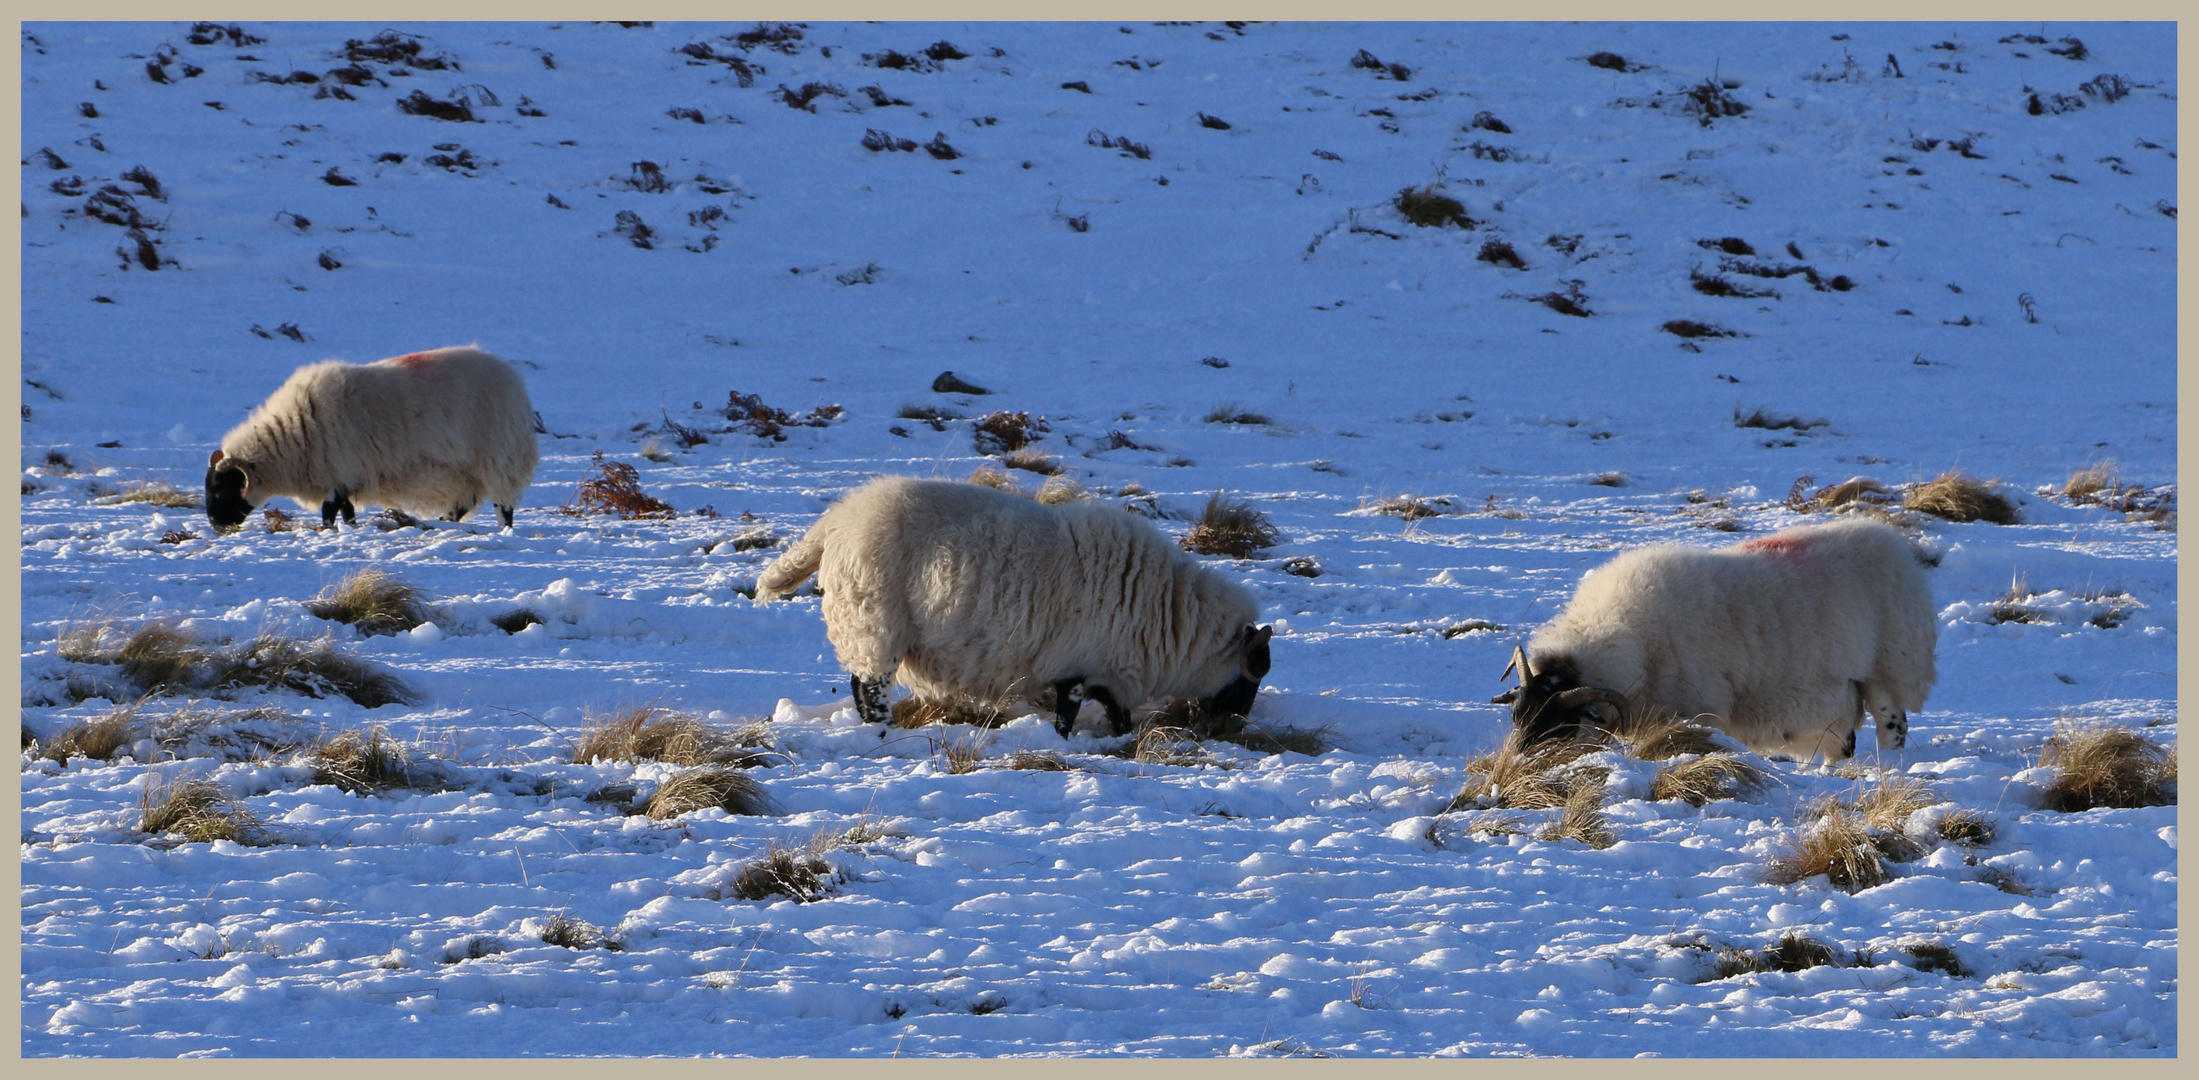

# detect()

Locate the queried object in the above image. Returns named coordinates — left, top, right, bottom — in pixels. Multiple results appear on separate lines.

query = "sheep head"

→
left=204, top=449, right=261, bottom=530
left=1492, top=646, right=1627, bottom=744
left=1201, top=624, right=1273, bottom=721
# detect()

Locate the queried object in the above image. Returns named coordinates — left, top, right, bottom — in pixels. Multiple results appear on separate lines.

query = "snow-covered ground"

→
left=18, top=21, right=2176, bottom=1057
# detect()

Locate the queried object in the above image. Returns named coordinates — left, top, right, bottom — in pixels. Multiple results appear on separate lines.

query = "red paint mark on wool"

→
left=1739, top=534, right=1811, bottom=556
left=391, top=351, right=436, bottom=367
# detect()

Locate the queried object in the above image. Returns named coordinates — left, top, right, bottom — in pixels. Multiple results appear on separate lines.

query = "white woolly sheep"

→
left=1495, top=517, right=1936, bottom=761
left=205, top=346, right=538, bottom=530
left=754, top=476, right=1273, bottom=735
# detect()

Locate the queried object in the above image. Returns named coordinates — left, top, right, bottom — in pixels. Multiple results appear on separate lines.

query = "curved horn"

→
left=1501, top=645, right=1533, bottom=685
left=1551, top=686, right=1628, bottom=725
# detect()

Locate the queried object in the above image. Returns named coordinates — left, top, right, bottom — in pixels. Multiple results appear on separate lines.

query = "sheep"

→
left=754, top=476, right=1273, bottom=736
left=205, top=346, right=538, bottom=531
left=1494, top=517, right=1936, bottom=761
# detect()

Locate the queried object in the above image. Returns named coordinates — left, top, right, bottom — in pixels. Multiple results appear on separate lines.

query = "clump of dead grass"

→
left=1905, top=471, right=2018, bottom=525
left=99, top=481, right=202, bottom=509
left=304, top=568, right=433, bottom=636
left=1002, top=749, right=1076, bottom=772
left=1447, top=737, right=1610, bottom=812
left=1611, top=712, right=1731, bottom=760
left=1035, top=476, right=1084, bottom=505
left=1935, top=807, right=1997, bottom=847
left=1118, top=725, right=1215, bottom=768
left=308, top=726, right=417, bottom=794
left=560, top=451, right=677, bottom=519
left=140, top=773, right=263, bottom=844
left=1650, top=752, right=1769, bottom=807
left=1394, top=185, right=1475, bottom=229
left=935, top=735, right=987, bottom=775
left=538, top=911, right=608, bottom=950
left=1763, top=806, right=1889, bottom=892
left=2037, top=719, right=2174, bottom=811
left=1203, top=402, right=1272, bottom=426
left=644, top=765, right=777, bottom=819
left=890, top=695, right=1020, bottom=730
left=42, top=701, right=148, bottom=762
left=1180, top=492, right=1280, bottom=558
left=219, top=632, right=418, bottom=708
left=966, top=464, right=1021, bottom=494
left=1540, top=783, right=1616, bottom=848
left=1369, top=495, right=1454, bottom=520
left=1002, top=448, right=1061, bottom=475
left=1849, top=774, right=1943, bottom=832
left=571, top=706, right=776, bottom=768
left=724, top=838, right=839, bottom=902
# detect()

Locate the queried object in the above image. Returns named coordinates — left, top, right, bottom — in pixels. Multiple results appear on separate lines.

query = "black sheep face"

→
left=1202, top=624, right=1273, bottom=720
left=204, top=452, right=258, bottom=530
left=1492, top=654, right=1607, bottom=745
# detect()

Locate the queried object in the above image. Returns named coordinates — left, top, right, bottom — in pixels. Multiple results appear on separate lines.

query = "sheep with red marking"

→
left=205, top=346, right=538, bottom=530
left=754, top=476, right=1273, bottom=736
left=1494, top=517, right=1936, bottom=760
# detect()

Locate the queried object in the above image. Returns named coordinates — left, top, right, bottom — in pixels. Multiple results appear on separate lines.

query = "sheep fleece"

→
left=221, top=346, right=537, bottom=521
left=1531, top=517, right=1936, bottom=759
left=756, top=477, right=1260, bottom=709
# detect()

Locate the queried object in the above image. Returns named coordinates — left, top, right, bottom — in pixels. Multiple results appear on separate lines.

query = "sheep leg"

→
left=442, top=501, right=476, bottom=523
left=1878, top=710, right=1909, bottom=750
left=1083, top=684, right=1132, bottom=737
left=1050, top=679, right=1084, bottom=738
left=495, top=502, right=516, bottom=528
left=850, top=672, right=893, bottom=725
left=321, top=487, right=356, bottom=528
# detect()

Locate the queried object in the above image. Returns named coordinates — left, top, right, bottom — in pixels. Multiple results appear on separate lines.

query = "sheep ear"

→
left=208, top=449, right=226, bottom=467
left=1246, top=625, right=1272, bottom=648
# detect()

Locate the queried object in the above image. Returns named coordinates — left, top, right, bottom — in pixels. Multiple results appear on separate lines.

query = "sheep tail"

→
left=754, top=533, right=825, bottom=601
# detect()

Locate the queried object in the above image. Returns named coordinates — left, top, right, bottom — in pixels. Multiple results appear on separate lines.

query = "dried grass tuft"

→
left=965, top=464, right=1021, bottom=494
left=936, top=735, right=986, bottom=775
left=2063, top=462, right=2119, bottom=501
left=1370, top=495, right=1452, bottom=520
left=1651, top=752, right=1769, bottom=807
left=1540, top=782, right=1616, bottom=848
left=725, top=839, right=838, bottom=902
left=309, top=726, right=415, bottom=794
left=1905, top=471, right=2018, bottom=525
left=1002, top=749, right=1076, bottom=772
left=645, top=765, right=777, bottom=819
left=972, top=410, right=1048, bottom=455
left=1850, top=774, right=1943, bottom=832
left=890, top=695, right=1020, bottom=730
left=1181, top=492, right=1280, bottom=558
left=1395, top=185, right=1474, bottom=228
left=101, top=481, right=202, bottom=509
left=43, top=701, right=146, bottom=762
left=1035, top=476, right=1084, bottom=505
left=1764, top=807, right=1889, bottom=892
left=1217, top=721, right=1336, bottom=758
left=1935, top=807, right=1997, bottom=847
left=1117, top=725, right=1215, bottom=768
left=1203, top=402, right=1272, bottom=426
left=1448, top=737, right=1609, bottom=812
left=219, top=632, right=418, bottom=708
left=140, top=773, right=262, bottom=844
left=304, top=568, right=432, bottom=636
left=1611, top=712, right=1730, bottom=761
left=538, top=911, right=606, bottom=950
left=1002, top=449, right=1062, bottom=475
left=2037, top=719, right=2174, bottom=811
left=571, top=707, right=775, bottom=768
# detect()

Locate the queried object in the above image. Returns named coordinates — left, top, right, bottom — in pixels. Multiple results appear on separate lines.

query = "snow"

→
left=18, top=20, right=2175, bottom=1057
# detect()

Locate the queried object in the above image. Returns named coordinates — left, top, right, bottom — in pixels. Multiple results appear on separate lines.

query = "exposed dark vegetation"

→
left=59, top=617, right=416, bottom=707
left=1733, top=406, right=1827, bottom=432
left=1394, top=185, right=1474, bottom=228
left=644, top=766, right=777, bottom=820
left=1349, top=48, right=1411, bottom=81
left=572, top=707, right=776, bottom=769
left=1905, top=471, right=2017, bottom=524
left=309, top=725, right=423, bottom=795
left=1664, top=319, right=1736, bottom=339
left=1203, top=402, right=1270, bottom=425
left=1086, top=129, right=1152, bottom=160
left=722, top=389, right=842, bottom=441
left=724, top=839, right=838, bottom=902
left=971, top=410, right=1048, bottom=455
left=560, top=452, right=676, bottom=519
left=1527, top=281, right=1591, bottom=317
left=2037, top=720, right=2175, bottom=811
left=1476, top=238, right=1526, bottom=269
left=396, top=90, right=476, bottom=123
left=140, top=774, right=264, bottom=845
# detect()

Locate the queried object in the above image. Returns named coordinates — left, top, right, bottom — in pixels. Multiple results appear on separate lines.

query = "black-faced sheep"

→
left=754, top=476, right=1274, bottom=736
left=1495, top=517, right=1936, bottom=761
left=205, top=346, right=538, bottom=530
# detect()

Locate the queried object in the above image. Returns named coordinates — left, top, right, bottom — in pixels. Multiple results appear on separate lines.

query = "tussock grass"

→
left=140, top=773, right=262, bottom=844
left=150, top=703, right=308, bottom=761
left=1447, top=737, right=1609, bottom=812
left=571, top=707, right=776, bottom=768
left=1589, top=472, right=1629, bottom=488
left=1001, top=448, right=1061, bottom=475
left=1850, top=774, right=1943, bottom=831
left=890, top=695, right=1019, bottom=730
left=1181, top=492, right=1280, bottom=558
left=1218, top=721, right=1337, bottom=758
left=1611, top=712, right=1730, bottom=761
left=897, top=402, right=963, bottom=423
left=1898, top=940, right=1970, bottom=978
left=100, top=481, right=201, bottom=509
left=1370, top=494, right=1453, bottom=520
left=1733, top=406, right=1826, bottom=432
left=1463, top=811, right=1530, bottom=838
left=1540, top=783, right=1616, bottom=848
left=936, top=736, right=986, bottom=775
left=644, top=765, right=777, bottom=819
left=1002, top=749, right=1076, bottom=772
left=538, top=911, right=606, bottom=950
left=966, top=465, right=1020, bottom=494
left=1651, top=752, right=1769, bottom=806
left=1119, top=725, right=1215, bottom=768
left=2037, top=720, right=2174, bottom=811
left=560, top=451, right=676, bottom=519
left=108, top=619, right=205, bottom=692
left=261, top=507, right=297, bottom=533
left=2064, top=462, right=2119, bottom=501
left=1758, top=932, right=1840, bottom=972
left=304, top=568, right=432, bottom=636
left=1203, top=402, right=1272, bottom=425
left=1905, top=471, right=2017, bottom=525
left=220, top=632, right=417, bottom=708
left=1764, top=807, right=1889, bottom=892
left=1035, top=476, right=1084, bottom=506
left=42, top=701, right=146, bottom=762
left=1394, top=185, right=1474, bottom=228
left=725, top=838, right=838, bottom=902
left=309, top=726, right=415, bottom=794
left=1935, top=807, right=1997, bottom=846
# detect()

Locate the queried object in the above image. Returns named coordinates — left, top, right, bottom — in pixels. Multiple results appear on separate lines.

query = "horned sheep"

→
left=754, top=476, right=1274, bottom=736
left=205, top=346, right=539, bottom=530
left=1495, top=517, right=1936, bottom=761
